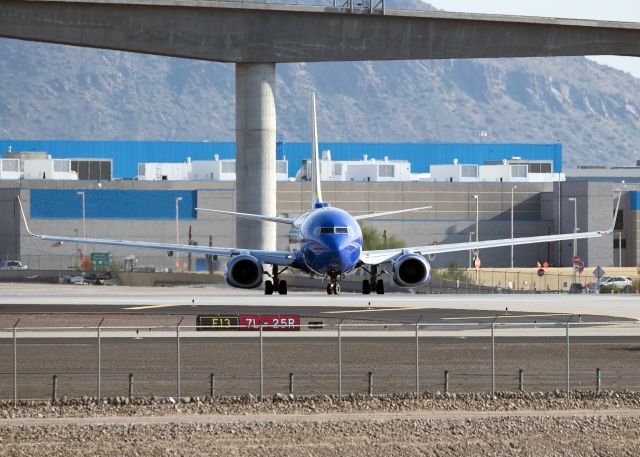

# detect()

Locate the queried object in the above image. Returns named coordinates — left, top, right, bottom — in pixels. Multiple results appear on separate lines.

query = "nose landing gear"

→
left=264, top=265, right=288, bottom=295
left=361, top=265, right=385, bottom=295
left=326, top=274, right=341, bottom=295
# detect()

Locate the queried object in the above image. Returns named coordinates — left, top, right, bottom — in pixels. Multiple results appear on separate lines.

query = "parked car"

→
left=64, top=272, right=113, bottom=285
left=0, top=260, right=28, bottom=271
left=64, top=273, right=90, bottom=285
left=590, top=276, right=633, bottom=293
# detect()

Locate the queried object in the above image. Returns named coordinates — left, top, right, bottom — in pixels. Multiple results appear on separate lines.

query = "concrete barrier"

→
left=115, top=271, right=225, bottom=287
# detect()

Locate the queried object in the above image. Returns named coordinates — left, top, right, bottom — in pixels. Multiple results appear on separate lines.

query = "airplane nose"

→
left=325, top=237, right=357, bottom=271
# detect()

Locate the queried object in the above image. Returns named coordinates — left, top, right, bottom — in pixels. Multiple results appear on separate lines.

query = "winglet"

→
left=16, top=196, right=39, bottom=238
left=310, top=92, right=323, bottom=208
left=600, top=190, right=623, bottom=235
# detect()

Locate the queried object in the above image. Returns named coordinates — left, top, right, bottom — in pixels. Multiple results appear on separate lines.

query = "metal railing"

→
left=1, top=319, right=640, bottom=402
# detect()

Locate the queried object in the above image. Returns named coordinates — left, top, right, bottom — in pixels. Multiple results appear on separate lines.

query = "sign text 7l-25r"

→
left=239, top=315, right=301, bottom=331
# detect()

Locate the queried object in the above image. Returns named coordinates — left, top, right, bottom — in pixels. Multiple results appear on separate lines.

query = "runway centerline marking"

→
left=441, top=313, right=573, bottom=320
left=322, top=307, right=422, bottom=314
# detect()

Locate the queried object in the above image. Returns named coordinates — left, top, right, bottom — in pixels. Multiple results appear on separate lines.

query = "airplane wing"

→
left=195, top=207, right=295, bottom=225
left=17, top=198, right=296, bottom=267
left=360, top=192, right=621, bottom=265
left=353, top=206, right=432, bottom=221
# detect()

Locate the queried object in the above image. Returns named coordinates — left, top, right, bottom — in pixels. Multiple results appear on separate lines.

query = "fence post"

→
left=596, top=368, right=601, bottom=394
left=491, top=319, right=497, bottom=397
left=415, top=322, right=420, bottom=397
left=444, top=370, right=449, bottom=394
left=338, top=322, right=342, bottom=400
left=209, top=373, right=215, bottom=397
left=52, top=375, right=58, bottom=405
left=259, top=323, right=264, bottom=401
left=176, top=317, right=184, bottom=400
left=128, top=373, right=134, bottom=399
left=97, top=317, right=104, bottom=400
left=288, top=372, right=294, bottom=396
left=368, top=371, right=373, bottom=397
left=566, top=318, right=572, bottom=398
left=12, top=319, right=19, bottom=406
left=518, top=369, right=524, bottom=393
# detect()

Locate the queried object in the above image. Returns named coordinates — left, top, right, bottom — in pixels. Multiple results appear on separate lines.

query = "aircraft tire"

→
left=327, top=284, right=333, bottom=295
left=334, top=284, right=341, bottom=295
left=265, top=280, right=274, bottom=295
left=376, top=279, right=385, bottom=295
left=279, top=280, right=288, bottom=295
left=362, top=280, right=371, bottom=295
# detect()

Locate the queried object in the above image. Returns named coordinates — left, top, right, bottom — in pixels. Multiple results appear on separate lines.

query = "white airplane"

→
left=18, top=94, right=621, bottom=295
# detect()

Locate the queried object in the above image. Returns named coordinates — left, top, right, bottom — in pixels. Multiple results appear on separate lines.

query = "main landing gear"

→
left=361, top=265, right=385, bottom=295
left=326, top=274, right=341, bottom=295
left=264, top=265, right=287, bottom=295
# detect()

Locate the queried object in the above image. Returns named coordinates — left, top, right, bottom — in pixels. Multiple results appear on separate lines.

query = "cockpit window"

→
left=319, top=227, right=351, bottom=235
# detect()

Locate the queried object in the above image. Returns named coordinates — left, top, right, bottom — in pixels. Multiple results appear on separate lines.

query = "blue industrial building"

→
left=631, top=191, right=640, bottom=211
left=30, top=189, right=199, bottom=220
left=0, top=140, right=563, bottom=179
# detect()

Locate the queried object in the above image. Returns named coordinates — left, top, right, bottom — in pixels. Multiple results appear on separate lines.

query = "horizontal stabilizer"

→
left=354, top=206, right=432, bottom=221
left=196, top=208, right=295, bottom=225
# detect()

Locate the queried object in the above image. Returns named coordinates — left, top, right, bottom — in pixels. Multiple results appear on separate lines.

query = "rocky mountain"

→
left=1, top=1, right=640, bottom=166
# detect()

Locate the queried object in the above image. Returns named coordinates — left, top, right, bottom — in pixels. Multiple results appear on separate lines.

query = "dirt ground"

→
left=0, top=407, right=639, bottom=456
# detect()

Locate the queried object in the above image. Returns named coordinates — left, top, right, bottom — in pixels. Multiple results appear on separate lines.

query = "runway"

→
left=0, top=283, right=638, bottom=323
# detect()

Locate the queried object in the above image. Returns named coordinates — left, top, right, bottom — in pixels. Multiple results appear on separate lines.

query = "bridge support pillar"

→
left=235, top=63, right=277, bottom=250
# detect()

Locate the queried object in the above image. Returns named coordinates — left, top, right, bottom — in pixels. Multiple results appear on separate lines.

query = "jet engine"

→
left=392, top=253, right=432, bottom=288
left=225, top=255, right=264, bottom=289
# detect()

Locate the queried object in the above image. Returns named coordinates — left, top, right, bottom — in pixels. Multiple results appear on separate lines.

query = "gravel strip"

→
left=1, top=392, right=640, bottom=456
left=2, top=390, right=640, bottom=418
left=0, top=411, right=639, bottom=456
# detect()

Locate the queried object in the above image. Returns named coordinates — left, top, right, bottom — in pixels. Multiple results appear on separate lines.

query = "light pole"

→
left=510, top=185, right=518, bottom=268
left=76, top=191, right=86, bottom=259
left=568, top=197, right=578, bottom=287
left=74, top=229, right=78, bottom=268
left=473, top=195, right=479, bottom=283
left=473, top=195, right=479, bottom=244
left=568, top=197, right=578, bottom=258
left=468, top=231, right=475, bottom=269
left=175, top=196, right=183, bottom=269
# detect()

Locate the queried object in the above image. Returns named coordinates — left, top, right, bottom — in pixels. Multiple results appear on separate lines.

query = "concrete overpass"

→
left=3, top=0, right=640, bottom=250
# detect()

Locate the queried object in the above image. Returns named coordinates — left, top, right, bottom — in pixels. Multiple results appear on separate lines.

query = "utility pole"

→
left=511, top=185, right=518, bottom=268
left=76, top=191, right=86, bottom=261
left=175, top=196, right=182, bottom=270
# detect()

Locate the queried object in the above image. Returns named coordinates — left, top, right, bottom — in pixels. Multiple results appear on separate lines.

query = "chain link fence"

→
left=1, top=320, right=639, bottom=402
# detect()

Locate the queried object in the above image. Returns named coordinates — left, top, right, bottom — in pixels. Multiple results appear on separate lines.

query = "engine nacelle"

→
left=225, top=255, right=264, bottom=289
left=392, top=253, right=432, bottom=288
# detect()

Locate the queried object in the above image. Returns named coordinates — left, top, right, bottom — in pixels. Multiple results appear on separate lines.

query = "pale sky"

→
left=430, top=0, right=640, bottom=78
